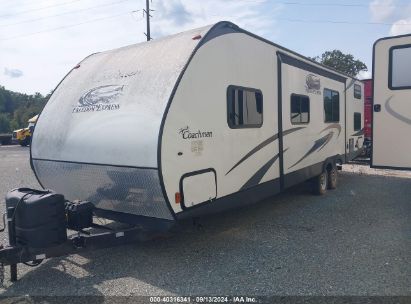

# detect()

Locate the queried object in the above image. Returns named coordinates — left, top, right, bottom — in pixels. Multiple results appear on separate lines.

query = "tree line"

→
left=0, top=86, right=50, bottom=134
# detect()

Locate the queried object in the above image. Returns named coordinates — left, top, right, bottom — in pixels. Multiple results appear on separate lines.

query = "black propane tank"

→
left=5, top=188, right=67, bottom=248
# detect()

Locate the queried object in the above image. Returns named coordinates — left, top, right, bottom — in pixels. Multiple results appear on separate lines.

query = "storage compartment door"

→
left=181, top=170, right=217, bottom=208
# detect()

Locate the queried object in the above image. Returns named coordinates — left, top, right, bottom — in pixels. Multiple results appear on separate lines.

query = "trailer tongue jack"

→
left=0, top=188, right=169, bottom=284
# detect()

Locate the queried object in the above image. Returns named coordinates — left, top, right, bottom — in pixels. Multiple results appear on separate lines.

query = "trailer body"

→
left=31, top=22, right=364, bottom=225
left=372, top=34, right=411, bottom=169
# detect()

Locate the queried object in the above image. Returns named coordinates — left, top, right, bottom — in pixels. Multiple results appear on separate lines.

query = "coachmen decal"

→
left=305, top=74, right=321, bottom=95
left=72, top=85, right=124, bottom=113
left=179, top=126, right=212, bottom=139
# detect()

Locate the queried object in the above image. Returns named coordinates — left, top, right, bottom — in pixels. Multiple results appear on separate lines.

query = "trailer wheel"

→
left=312, top=170, right=328, bottom=195
left=327, top=166, right=338, bottom=189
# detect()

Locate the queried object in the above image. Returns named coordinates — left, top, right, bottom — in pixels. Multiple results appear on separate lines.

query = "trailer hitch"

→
left=0, top=225, right=169, bottom=283
left=0, top=189, right=175, bottom=284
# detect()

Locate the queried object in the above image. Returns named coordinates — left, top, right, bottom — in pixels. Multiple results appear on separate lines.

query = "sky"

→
left=0, top=0, right=410, bottom=95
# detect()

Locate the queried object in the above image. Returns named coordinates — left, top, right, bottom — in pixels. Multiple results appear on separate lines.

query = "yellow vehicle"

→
left=13, top=115, right=38, bottom=147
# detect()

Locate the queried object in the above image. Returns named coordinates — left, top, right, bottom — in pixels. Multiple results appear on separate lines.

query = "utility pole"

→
left=144, top=0, right=152, bottom=41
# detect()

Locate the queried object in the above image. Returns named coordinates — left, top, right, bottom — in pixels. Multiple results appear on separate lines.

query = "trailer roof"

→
left=207, top=21, right=362, bottom=82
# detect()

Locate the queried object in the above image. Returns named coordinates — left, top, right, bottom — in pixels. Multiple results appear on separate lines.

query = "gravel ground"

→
left=0, top=145, right=409, bottom=296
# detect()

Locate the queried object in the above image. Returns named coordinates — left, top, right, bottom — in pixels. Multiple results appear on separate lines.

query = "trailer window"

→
left=290, top=94, right=310, bottom=124
left=324, top=89, right=340, bottom=122
left=227, top=86, right=263, bottom=128
left=354, top=112, right=361, bottom=131
left=390, top=45, right=411, bottom=89
left=354, top=84, right=362, bottom=99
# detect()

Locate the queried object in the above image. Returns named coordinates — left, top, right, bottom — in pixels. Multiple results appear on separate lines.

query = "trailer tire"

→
left=312, top=170, right=328, bottom=195
left=327, top=166, right=338, bottom=189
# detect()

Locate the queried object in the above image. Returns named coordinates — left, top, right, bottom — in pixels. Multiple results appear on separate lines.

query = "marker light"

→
left=175, top=192, right=181, bottom=204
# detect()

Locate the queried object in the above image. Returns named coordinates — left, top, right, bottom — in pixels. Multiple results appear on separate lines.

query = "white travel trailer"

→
left=372, top=33, right=411, bottom=170
left=31, top=22, right=364, bottom=227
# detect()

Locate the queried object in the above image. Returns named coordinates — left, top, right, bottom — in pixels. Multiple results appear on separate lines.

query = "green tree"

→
left=0, top=86, right=17, bottom=114
left=311, top=50, right=367, bottom=77
left=0, top=113, right=11, bottom=133
left=0, top=86, right=49, bottom=133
